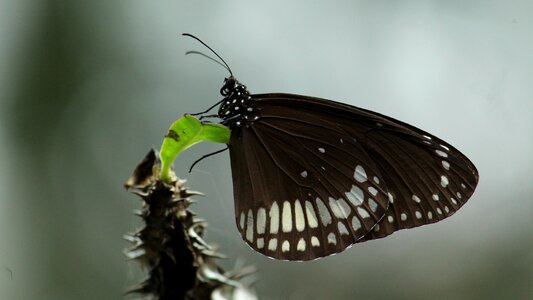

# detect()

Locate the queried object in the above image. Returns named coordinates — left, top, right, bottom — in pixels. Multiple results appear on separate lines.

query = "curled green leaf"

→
left=160, top=114, right=230, bottom=182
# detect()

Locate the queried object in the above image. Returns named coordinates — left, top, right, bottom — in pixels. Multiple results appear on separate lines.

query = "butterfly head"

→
left=218, top=76, right=256, bottom=127
left=220, top=76, right=240, bottom=96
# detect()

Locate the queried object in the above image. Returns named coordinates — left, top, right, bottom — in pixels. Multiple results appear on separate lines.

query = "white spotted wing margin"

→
left=228, top=98, right=392, bottom=261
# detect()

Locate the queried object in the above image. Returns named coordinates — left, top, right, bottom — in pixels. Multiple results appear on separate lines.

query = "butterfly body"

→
left=218, top=77, right=256, bottom=128
left=215, top=76, right=478, bottom=261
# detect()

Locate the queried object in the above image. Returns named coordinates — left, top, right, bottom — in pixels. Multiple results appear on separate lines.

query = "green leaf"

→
left=159, top=114, right=230, bottom=182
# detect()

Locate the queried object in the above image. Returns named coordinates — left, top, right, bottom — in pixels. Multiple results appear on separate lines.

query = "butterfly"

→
left=184, top=34, right=479, bottom=261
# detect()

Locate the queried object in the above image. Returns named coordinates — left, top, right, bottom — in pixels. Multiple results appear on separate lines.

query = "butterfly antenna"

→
left=185, top=50, right=231, bottom=72
left=182, top=33, right=233, bottom=76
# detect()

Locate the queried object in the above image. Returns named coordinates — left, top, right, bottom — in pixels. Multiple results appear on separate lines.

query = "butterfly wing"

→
left=228, top=93, right=478, bottom=260
left=229, top=104, right=391, bottom=260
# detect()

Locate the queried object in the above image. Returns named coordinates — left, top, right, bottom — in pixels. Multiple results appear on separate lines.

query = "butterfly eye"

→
left=220, top=87, right=230, bottom=96
left=220, top=78, right=239, bottom=96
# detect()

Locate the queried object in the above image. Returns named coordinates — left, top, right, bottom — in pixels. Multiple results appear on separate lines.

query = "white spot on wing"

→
left=318, top=147, right=325, bottom=153
left=456, top=192, right=462, bottom=199
left=257, top=238, right=264, bottom=249
left=257, top=208, right=266, bottom=234
left=268, top=238, right=278, bottom=251
left=461, top=183, right=466, bottom=189
left=442, top=160, right=450, bottom=170
left=329, top=197, right=346, bottom=219
left=368, top=198, right=378, bottom=212
left=300, top=171, right=308, bottom=178
left=327, top=233, right=337, bottom=245
left=441, top=175, right=449, bottom=187
left=357, top=207, right=370, bottom=219
left=428, top=211, right=433, bottom=219
left=368, top=186, right=378, bottom=196
left=345, top=185, right=364, bottom=205
left=354, top=165, right=368, bottom=182
left=239, top=211, right=245, bottom=229
left=316, top=197, right=332, bottom=225
left=294, top=200, right=305, bottom=232
left=436, top=149, right=448, bottom=158
left=282, top=201, right=292, bottom=233
left=373, top=176, right=380, bottom=184
left=400, top=213, right=407, bottom=221
left=415, top=211, right=422, bottom=219
left=329, top=197, right=349, bottom=219
left=432, top=194, right=439, bottom=201
left=351, top=217, right=361, bottom=231
left=305, top=201, right=318, bottom=228
left=338, top=222, right=349, bottom=236
left=336, top=198, right=352, bottom=215
left=412, top=195, right=421, bottom=203
left=444, top=206, right=450, bottom=213
left=246, top=209, right=254, bottom=242
left=387, top=215, right=394, bottom=223
left=437, top=208, right=442, bottom=215
left=282, top=240, right=290, bottom=252
left=440, top=144, right=450, bottom=151
left=311, top=236, right=320, bottom=247
left=388, top=192, right=394, bottom=204
left=269, top=202, right=279, bottom=234
left=297, top=238, right=306, bottom=251
left=451, top=198, right=457, bottom=205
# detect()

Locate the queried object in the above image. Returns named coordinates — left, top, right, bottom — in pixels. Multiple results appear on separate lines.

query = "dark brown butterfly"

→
left=184, top=34, right=479, bottom=261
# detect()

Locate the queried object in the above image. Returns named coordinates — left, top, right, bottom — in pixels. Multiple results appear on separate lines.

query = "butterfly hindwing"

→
left=353, top=119, right=479, bottom=241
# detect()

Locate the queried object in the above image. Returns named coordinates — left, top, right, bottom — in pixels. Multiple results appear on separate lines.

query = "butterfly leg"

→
left=199, top=114, right=219, bottom=121
left=188, top=146, right=229, bottom=173
left=189, top=99, right=224, bottom=116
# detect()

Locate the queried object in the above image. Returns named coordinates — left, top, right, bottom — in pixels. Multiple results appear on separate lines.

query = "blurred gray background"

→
left=1, top=1, right=532, bottom=299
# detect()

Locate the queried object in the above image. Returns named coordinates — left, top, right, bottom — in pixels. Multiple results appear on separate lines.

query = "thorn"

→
left=202, top=249, right=227, bottom=259
left=123, top=234, right=139, bottom=243
left=132, top=209, right=144, bottom=216
left=131, top=190, right=150, bottom=197
left=125, top=248, right=146, bottom=260
left=184, top=190, right=205, bottom=197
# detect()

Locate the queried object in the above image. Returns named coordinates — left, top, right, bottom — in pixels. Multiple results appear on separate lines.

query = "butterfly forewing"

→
left=227, top=93, right=478, bottom=260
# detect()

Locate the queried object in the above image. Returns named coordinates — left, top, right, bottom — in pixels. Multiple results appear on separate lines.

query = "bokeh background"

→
left=1, top=1, right=532, bottom=299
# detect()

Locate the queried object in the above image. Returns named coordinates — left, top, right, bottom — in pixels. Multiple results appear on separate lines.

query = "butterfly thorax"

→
left=217, top=76, right=257, bottom=128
